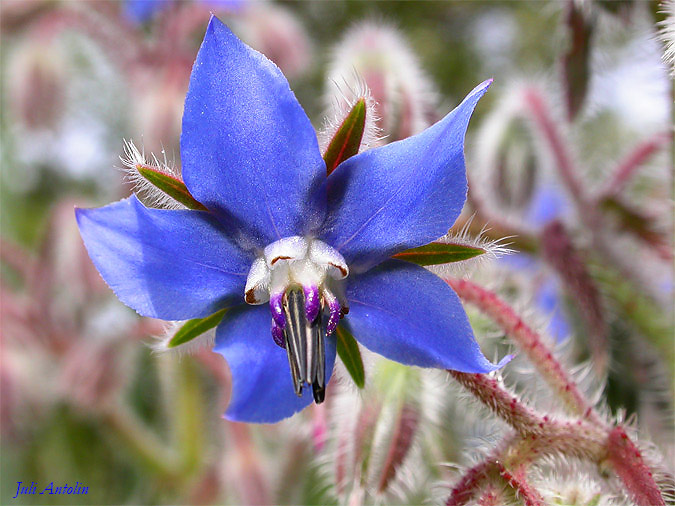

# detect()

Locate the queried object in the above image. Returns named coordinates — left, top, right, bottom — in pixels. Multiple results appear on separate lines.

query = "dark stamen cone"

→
left=284, top=290, right=306, bottom=396
left=283, top=289, right=327, bottom=403
left=311, top=310, right=326, bottom=403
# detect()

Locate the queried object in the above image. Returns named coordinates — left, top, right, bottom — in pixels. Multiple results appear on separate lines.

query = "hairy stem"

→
left=597, top=131, right=670, bottom=199
left=447, top=278, right=601, bottom=424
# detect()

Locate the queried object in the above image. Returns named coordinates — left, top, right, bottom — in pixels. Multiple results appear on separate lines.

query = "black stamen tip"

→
left=312, top=382, right=326, bottom=403
left=282, top=288, right=327, bottom=403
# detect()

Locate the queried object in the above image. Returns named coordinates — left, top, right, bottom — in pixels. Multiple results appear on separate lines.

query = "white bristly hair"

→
left=318, top=74, right=383, bottom=155
left=119, top=139, right=186, bottom=210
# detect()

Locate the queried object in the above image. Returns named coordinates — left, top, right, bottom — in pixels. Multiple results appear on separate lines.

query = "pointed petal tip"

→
left=466, top=78, right=493, bottom=103
left=495, top=353, right=514, bottom=369
left=462, top=351, right=514, bottom=374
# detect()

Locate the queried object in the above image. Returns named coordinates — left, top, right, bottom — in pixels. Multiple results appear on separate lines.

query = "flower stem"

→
left=448, top=371, right=543, bottom=435
left=447, top=278, right=601, bottom=424
left=605, top=426, right=667, bottom=506
left=596, top=131, right=671, bottom=199
left=445, top=279, right=671, bottom=505
left=226, top=422, right=270, bottom=505
left=102, top=402, right=181, bottom=478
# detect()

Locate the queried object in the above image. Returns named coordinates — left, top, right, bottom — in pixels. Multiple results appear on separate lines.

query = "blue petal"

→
left=321, top=80, right=492, bottom=272
left=124, top=0, right=169, bottom=24
left=525, top=182, right=570, bottom=227
left=536, top=277, right=571, bottom=342
left=345, top=259, right=508, bottom=372
left=215, top=305, right=337, bottom=423
left=181, top=16, right=326, bottom=249
left=75, top=196, right=251, bottom=320
left=498, top=251, right=537, bottom=271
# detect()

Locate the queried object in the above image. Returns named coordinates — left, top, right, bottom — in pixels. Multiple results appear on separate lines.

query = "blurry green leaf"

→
left=168, top=309, right=228, bottom=348
left=137, top=166, right=208, bottom=211
left=323, top=98, right=366, bottom=175
left=600, top=196, right=670, bottom=255
left=392, top=242, right=485, bottom=265
left=335, top=323, right=365, bottom=388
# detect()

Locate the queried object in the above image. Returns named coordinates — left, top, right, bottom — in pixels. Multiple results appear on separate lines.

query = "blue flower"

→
left=124, top=0, right=243, bottom=24
left=499, top=182, right=573, bottom=342
left=76, top=16, right=507, bottom=423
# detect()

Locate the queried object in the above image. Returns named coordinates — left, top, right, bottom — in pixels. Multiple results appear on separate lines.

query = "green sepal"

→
left=137, top=166, right=208, bottom=211
left=335, top=323, right=365, bottom=388
left=323, top=98, right=366, bottom=175
left=392, top=241, right=485, bottom=266
left=167, top=308, right=228, bottom=348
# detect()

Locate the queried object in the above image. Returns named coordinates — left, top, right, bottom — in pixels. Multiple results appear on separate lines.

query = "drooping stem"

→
left=524, top=87, right=660, bottom=298
left=445, top=278, right=671, bottom=505
left=227, top=422, right=270, bottom=505
left=605, top=426, right=668, bottom=506
left=448, top=371, right=543, bottom=435
left=446, top=278, right=601, bottom=424
left=596, top=131, right=670, bottom=199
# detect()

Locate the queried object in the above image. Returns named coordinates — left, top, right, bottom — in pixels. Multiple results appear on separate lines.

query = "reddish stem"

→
left=448, top=371, right=543, bottom=435
left=524, top=88, right=590, bottom=214
left=606, top=426, right=666, bottom=506
left=227, top=422, right=270, bottom=506
left=598, top=131, right=671, bottom=199
left=447, top=278, right=602, bottom=425
left=496, top=463, right=546, bottom=506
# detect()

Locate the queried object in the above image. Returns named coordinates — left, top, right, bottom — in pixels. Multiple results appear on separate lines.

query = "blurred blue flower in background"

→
left=501, top=182, right=573, bottom=342
left=76, top=16, right=507, bottom=423
left=125, top=0, right=243, bottom=24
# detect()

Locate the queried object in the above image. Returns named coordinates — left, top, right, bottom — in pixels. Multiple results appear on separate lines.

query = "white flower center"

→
left=244, top=236, right=348, bottom=307
left=243, top=236, right=350, bottom=403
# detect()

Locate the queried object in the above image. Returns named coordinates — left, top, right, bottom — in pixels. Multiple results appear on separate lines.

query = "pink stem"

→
left=524, top=88, right=590, bottom=213
left=597, top=131, right=671, bottom=199
left=524, top=87, right=658, bottom=293
left=606, top=426, right=667, bottom=506
left=227, top=422, right=270, bottom=506
left=447, top=278, right=602, bottom=424
left=448, top=371, right=543, bottom=435
left=496, top=463, right=546, bottom=506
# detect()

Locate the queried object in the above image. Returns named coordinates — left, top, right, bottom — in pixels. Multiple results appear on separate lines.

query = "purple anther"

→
left=271, top=320, right=286, bottom=348
left=270, top=292, right=286, bottom=329
left=303, top=285, right=320, bottom=322
left=325, top=292, right=342, bottom=335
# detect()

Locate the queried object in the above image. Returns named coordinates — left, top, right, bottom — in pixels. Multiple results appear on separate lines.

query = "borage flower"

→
left=76, top=16, right=508, bottom=423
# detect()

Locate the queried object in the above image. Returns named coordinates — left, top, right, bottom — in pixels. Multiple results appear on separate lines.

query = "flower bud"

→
left=233, top=1, right=312, bottom=79
left=7, top=33, right=66, bottom=130
left=133, top=65, right=189, bottom=155
left=326, top=22, right=437, bottom=142
left=333, top=359, right=427, bottom=499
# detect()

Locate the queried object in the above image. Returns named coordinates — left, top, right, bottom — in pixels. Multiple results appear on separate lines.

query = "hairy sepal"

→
left=323, top=98, right=367, bottom=175
left=167, top=308, right=228, bottom=349
left=392, top=241, right=486, bottom=266
left=137, top=166, right=208, bottom=211
left=336, top=323, right=366, bottom=388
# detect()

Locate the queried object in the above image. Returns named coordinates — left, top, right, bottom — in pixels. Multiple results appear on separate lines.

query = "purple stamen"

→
left=304, top=285, right=320, bottom=322
left=270, top=292, right=286, bottom=328
left=325, top=291, right=342, bottom=335
left=271, top=319, right=286, bottom=348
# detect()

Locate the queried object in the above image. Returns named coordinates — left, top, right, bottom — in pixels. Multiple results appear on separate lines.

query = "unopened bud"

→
left=326, top=22, right=437, bottom=142
left=233, top=1, right=312, bottom=79
left=7, top=34, right=66, bottom=129
left=134, top=66, right=188, bottom=155
left=473, top=85, right=572, bottom=230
